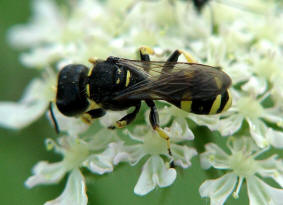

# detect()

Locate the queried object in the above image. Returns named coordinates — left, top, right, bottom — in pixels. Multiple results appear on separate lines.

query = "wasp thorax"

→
left=56, top=64, right=90, bottom=116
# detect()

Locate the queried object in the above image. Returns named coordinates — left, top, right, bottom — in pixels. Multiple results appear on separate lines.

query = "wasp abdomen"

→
left=179, top=90, right=232, bottom=115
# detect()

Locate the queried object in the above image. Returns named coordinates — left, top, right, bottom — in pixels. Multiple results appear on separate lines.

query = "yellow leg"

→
left=113, top=120, right=127, bottom=128
left=88, top=57, right=98, bottom=64
left=177, top=49, right=197, bottom=63
left=81, top=113, right=93, bottom=124
left=155, top=127, right=172, bottom=156
left=137, top=46, right=155, bottom=72
left=109, top=103, right=141, bottom=129
left=139, top=46, right=155, bottom=56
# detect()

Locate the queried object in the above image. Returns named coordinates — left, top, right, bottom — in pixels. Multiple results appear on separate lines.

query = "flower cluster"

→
left=2, top=0, right=283, bottom=204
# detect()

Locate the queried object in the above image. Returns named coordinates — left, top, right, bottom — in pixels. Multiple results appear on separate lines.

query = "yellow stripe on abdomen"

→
left=180, top=100, right=192, bottom=112
left=222, top=90, right=232, bottom=112
left=209, top=94, right=222, bottom=114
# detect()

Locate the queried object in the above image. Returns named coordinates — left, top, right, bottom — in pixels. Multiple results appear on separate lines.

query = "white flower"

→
left=8, top=0, right=137, bottom=70
left=114, top=123, right=197, bottom=195
left=4, top=0, right=283, bottom=204
left=157, top=104, right=219, bottom=138
left=99, top=110, right=128, bottom=128
left=146, top=106, right=195, bottom=141
left=26, top=130, right=121, bottom=204
left=45, top=169, right=87, bottom=205
left=8, top=0, right=64, bottom=49
left=0, top=70, right=56, bottom=129
left=199, top=137, right=283, bottom=205
left=217, top=88, right=283, bottom=148
left=84, top=142, right=124, bottom=175
left=133, top=155, right=176, bottom=195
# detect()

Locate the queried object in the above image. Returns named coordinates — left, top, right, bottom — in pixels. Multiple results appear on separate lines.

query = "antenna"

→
left=49, top=102, right=60, bottom=134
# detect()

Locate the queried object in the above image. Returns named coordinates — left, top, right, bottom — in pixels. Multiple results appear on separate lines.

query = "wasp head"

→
left=56, top=64, right=89, bottom=116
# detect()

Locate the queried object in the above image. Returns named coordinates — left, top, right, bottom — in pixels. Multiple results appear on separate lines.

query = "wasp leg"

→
left=81, top=108, right=106, bottom=124
left=88, top=108, right=106, bottom=118
left=161, top=49, right=196, bottom=73
left=167, top=49, right=196, bottom=63
left=176, top=49, right=196, bottom=63
left=138, top=46, right=155, bottom=72
left=108, top=102, right=141, bottom=129
left=88, top=57, right=98, bottom=64
left=138, top=46, right=155, bottom=61
left=145, top=99, right=174, bottom=167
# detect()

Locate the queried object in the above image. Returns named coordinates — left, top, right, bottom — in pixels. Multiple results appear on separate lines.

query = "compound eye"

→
left=56, top=64, right=89, bottom=116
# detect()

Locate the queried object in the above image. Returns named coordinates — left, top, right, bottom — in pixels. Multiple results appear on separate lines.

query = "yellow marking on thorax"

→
left=181, top=101, right=192, bottom=112
left=88, top=67, right=93, bottom=77
left=86, top=100, right=101, bottom=112
left=209, top=94, right=222, bottom=114
left=86, top=84, right=90, bottom=97
left=223, top=90, right=232, bottom=112
left=117, top=68, right=122, bottom=74
left=125, top=70, right=131, bottom=87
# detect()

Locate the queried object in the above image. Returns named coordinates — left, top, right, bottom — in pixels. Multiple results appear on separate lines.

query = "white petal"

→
left=226, top=62, right=252, bottom=84
left=266, top=129, right=283, bottom=149
left=25, top=161, right=67, bottom=188
left=200, top=155, right=213, bottom=170
left=21, top=78, right=52, bottom=102
left=8, top=0, right=62, bottom=48
left=20, top=45, right=65, bottom=68
left=247, top=175, right=283, bottom=205
left=113, top=144, right=146, bottom=166
left=217, top=114, right=244, bottom=136
left=99, top=110, right=127, bottom=128
left=199, top=173, right=238, bottom=205
left=247, top=118, right=269, bottom=148
left=189, top=114, right=220, bottom=131
left=168, top=119, right=194, bottom=142
left=230, top=137, right=259, bottom=154
left=127, top=126, right=149, bottom=142
left=134, top=156, right=176, bottom=195
left=0, top=79, right=48, bottom=129
left=257, top=155, right=283, bottom=187
left=84, top=142, right=122, bottom=175
left=171, top=144, right=197, bottom=168
left=242, top=76, right=267, bottom=96
left=261, top=108, right=283, bottom=127
left=87, top=129, right=120, bottom=151
left=48, top=106, right=89, bottom=136
left=200, top=143, right=230, bottom=170
left=0, top=101, right=47, bottom=129
left=45, top=169, right=88, bottom=205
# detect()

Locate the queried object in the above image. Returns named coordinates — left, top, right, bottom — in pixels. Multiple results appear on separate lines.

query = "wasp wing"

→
left=113, top=58, right=231, bottom=102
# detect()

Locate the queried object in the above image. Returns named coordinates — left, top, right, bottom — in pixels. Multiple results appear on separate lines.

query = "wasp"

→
left=53, top=47, right=232, bottom=156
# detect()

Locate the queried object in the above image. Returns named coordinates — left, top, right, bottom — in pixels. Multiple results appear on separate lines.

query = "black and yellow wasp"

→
left=53, top=47, right=232, bottom=156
